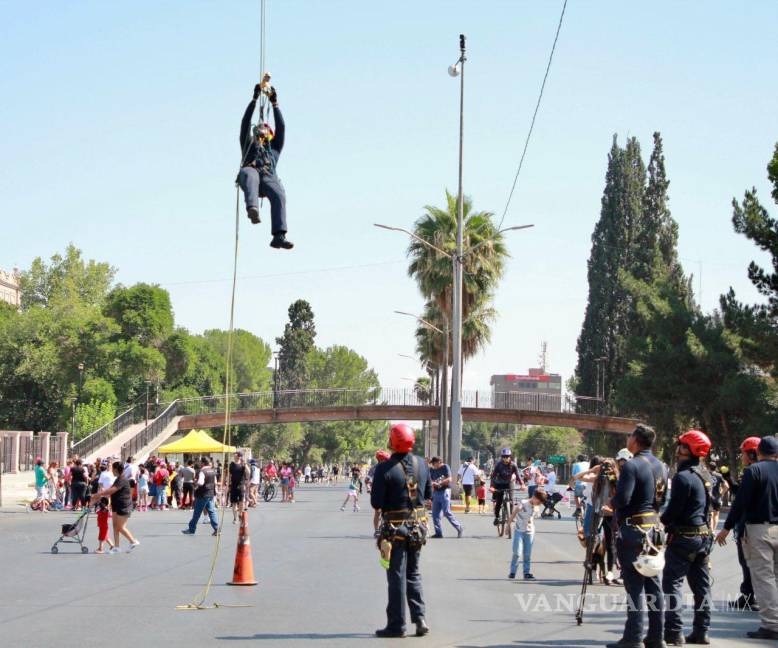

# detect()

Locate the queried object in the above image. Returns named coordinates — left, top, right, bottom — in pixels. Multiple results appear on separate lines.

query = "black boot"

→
left=415, top=618, right=429, bottom=636
left=684, top=630, right=709, bottom=645
left=270, top=234, right=294, bottom=250
left=247, top=207, right=261, bottom=224
left=663, top=633, right=684, bottom=646
left=746, top=627, right=778, bottom=640
left=375, top=627, right=406, bottom=638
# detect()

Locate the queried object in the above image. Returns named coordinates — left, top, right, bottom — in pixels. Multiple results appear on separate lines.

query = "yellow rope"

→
left=178, top=187, right=243, bottom=611
left=177, top=0, right=267, bottom=610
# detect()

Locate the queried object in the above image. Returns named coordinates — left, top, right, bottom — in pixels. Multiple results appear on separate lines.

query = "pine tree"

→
left=574, top=136, right=645, bottom=411
left=275, top=299, right=317, bottom=394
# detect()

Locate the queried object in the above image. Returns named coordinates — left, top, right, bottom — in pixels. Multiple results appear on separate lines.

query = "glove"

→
left=268, top=86, right=277, bottom=104
left=253, top=83, right=262, bottom=100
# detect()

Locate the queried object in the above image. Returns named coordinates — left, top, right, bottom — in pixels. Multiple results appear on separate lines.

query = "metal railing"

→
left=18, top=435, right=43, bottom=471
left=173, top=388, right=607, bottom=417
left=69, top=404, right=140, bottom=459
left=121, top=402, right=178, bottom=461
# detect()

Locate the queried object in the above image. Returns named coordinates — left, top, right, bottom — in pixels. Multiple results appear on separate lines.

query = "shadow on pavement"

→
left=215, top=633, right=374, bottom=641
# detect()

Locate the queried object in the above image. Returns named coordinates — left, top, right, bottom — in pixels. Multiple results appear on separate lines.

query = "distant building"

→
left=490, top=368, right=562, bottom=412
left=0, top=267, right=21, bottom=308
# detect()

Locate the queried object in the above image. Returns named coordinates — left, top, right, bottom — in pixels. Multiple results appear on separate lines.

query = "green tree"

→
left=104, top=283, right=174, bottom=348
left=203, top=329, right=272, bottom=393
left=462, top=422, right=517, bottom=463
left=276, top=300, right=316, bottom=392
left=513, top=426, right=583, bottom=462
left=575, top=136, right=647, bottom=410
left=19, top=244, right=116, bottom=310
left=721, top=142, right=778, bottom=377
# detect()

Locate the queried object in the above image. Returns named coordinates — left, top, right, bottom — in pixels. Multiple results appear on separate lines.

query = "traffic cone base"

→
left=227, top=511, right=258, bottom=586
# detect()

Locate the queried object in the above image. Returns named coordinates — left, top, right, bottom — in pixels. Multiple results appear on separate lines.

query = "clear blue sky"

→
left=2, top=1, right=777, bottom=394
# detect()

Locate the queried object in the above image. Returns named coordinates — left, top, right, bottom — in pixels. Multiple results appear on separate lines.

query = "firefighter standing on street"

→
left=371, top=423, right=432, bottom=638
left=721, top=436, right=761, bottom=611
left=607, top=424, right=668, bottom=648
left=660, top=430, right=714, bottom=646
left=716, top=435, right=778, bottom=641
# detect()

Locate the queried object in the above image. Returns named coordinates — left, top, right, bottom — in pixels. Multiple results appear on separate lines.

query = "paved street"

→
left=0, top=485, right=770, bottom=648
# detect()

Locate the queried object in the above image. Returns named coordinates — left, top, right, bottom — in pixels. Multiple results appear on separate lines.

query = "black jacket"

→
left=612, top=450, right=666, bottom=521
left=724, top=459, right=778, bottom=529
left=371, top=453, right=432, bottom=511
left=660, top=458, right=708, bottom=529
left=240, top=100, right=285, bottom=174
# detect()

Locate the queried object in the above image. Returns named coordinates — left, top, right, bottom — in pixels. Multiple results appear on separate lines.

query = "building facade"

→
left=0, top=268, right=21, bottom=308
left=490, top=368, right=562, bottom=412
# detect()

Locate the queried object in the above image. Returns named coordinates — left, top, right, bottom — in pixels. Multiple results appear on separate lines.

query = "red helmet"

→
left=678, top=430, right=711, bottom=458
left=740, top=437, right=761, bottom=454
left=389, top=423, right=415, bottom=453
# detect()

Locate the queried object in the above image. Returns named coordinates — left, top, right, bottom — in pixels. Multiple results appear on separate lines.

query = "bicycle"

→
left=262, top=478, right=278, bottom=502
left=493, top=487, right=514, bottom=539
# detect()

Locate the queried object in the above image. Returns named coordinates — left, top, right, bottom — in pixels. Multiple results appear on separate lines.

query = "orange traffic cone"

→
left=227, top=510, right=258, bottom=586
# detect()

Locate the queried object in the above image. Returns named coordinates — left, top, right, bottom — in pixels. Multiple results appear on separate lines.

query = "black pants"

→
left=617, top=524, right=664, bottom=643
left=386, top=539, right=425, bottom=631
left=493, top=487, right=512, bottom=519
left=602, top=517, right=616, bottom=572
left=662, top=535, right=712, bottom=636
left=736, top=533, right=755, bottom=600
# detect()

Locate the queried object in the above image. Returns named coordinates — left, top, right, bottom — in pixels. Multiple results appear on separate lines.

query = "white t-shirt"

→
left=513, top=499, right=535, bottom=533
left=545, top=470, right=557, bottom=487
left=250, top=465, right=260, bottom=485
left=98, top=470, right=115, bottom=491
left=122, top=462, right=138, bottom=482
left=458, top=462, right=477, bottom=486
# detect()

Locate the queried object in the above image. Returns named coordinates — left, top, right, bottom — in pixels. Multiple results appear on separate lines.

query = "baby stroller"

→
left=540, top=491, right=564, bottom=519
left=51, top=507, right=91, bottom=554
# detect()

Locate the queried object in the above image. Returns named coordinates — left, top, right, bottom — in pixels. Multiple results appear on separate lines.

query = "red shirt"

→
left=476, top=485, right=486, bottom=499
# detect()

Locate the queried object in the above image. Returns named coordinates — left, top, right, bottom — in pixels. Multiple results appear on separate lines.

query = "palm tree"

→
left=407, top=191, right=508, bottom=324
left=408, top=193, right=508, bottom=459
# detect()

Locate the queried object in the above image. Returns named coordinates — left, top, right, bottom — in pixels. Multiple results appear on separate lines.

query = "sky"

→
left=1, top=1, right=777, bottom=397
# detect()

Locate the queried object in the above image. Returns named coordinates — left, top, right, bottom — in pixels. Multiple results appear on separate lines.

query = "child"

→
left=340, top=477, right=360, bottom=512
left=137, top=466, right=149, bottom=512
left=95, top=497, right=114, bottom=554
left=476, top=479, right=487, bottom=514
left=507, top=489, right=547, bottom=580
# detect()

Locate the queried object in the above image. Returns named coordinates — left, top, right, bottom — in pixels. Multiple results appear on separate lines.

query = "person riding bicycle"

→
left=490, top=448, right=524, bottom=526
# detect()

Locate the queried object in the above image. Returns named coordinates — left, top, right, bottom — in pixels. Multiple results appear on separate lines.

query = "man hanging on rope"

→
left=237, top=82, right=293, bottom=250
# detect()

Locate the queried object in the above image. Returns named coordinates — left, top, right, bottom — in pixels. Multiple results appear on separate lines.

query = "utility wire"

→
left=498, top=0, right=568, bottom=230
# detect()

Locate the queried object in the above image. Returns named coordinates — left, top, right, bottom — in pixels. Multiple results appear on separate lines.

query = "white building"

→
left=0, top=267, right=21, bottom=308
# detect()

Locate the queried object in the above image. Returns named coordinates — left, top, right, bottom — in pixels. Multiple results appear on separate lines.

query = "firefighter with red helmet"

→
left=660, top=429, right=714, bottom=646
left=370, top=423, right=432, bottom=638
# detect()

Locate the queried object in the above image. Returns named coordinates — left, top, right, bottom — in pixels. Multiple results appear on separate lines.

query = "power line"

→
left=156, top=258, right=405, bottom=287
left=498, top=0, right=568, bottom=230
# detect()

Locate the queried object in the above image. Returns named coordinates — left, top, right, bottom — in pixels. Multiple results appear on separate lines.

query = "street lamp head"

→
left=77, top=362, right=84, bottom=371
left=448, top=63, right=460, bottom=77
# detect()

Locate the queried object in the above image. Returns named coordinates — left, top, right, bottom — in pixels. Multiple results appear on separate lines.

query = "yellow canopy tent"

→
left=157, top=429, right=236, bottom=454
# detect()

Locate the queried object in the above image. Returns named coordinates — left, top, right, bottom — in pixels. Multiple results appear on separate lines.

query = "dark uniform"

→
left=371, top=452, right=432, bottom=635
left=723, top=456, right=778, bottom=637
left=660, top=458, right=713, bottom=641
left=722, top=472, right=757, bottom=608
left=611, top=450, right=667, bottom=646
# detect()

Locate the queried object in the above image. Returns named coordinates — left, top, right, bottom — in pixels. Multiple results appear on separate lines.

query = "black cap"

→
left=758, top=436, right=778, bottom=456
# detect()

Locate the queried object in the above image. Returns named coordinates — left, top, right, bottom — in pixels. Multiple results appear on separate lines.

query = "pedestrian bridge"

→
left=174, top=388, right=639, bottom=434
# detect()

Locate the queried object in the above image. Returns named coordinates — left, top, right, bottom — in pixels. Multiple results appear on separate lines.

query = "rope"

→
left=177, top=189, right=242, bottom=612
left=497, top=0, right=568, bottom=230
left=179, top=1, right=272, bottom=611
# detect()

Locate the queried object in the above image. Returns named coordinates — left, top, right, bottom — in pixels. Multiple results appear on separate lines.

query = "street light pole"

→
left=145, top=380, right=151, bottom=428
left=449, top=34, right=466, bottom=474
